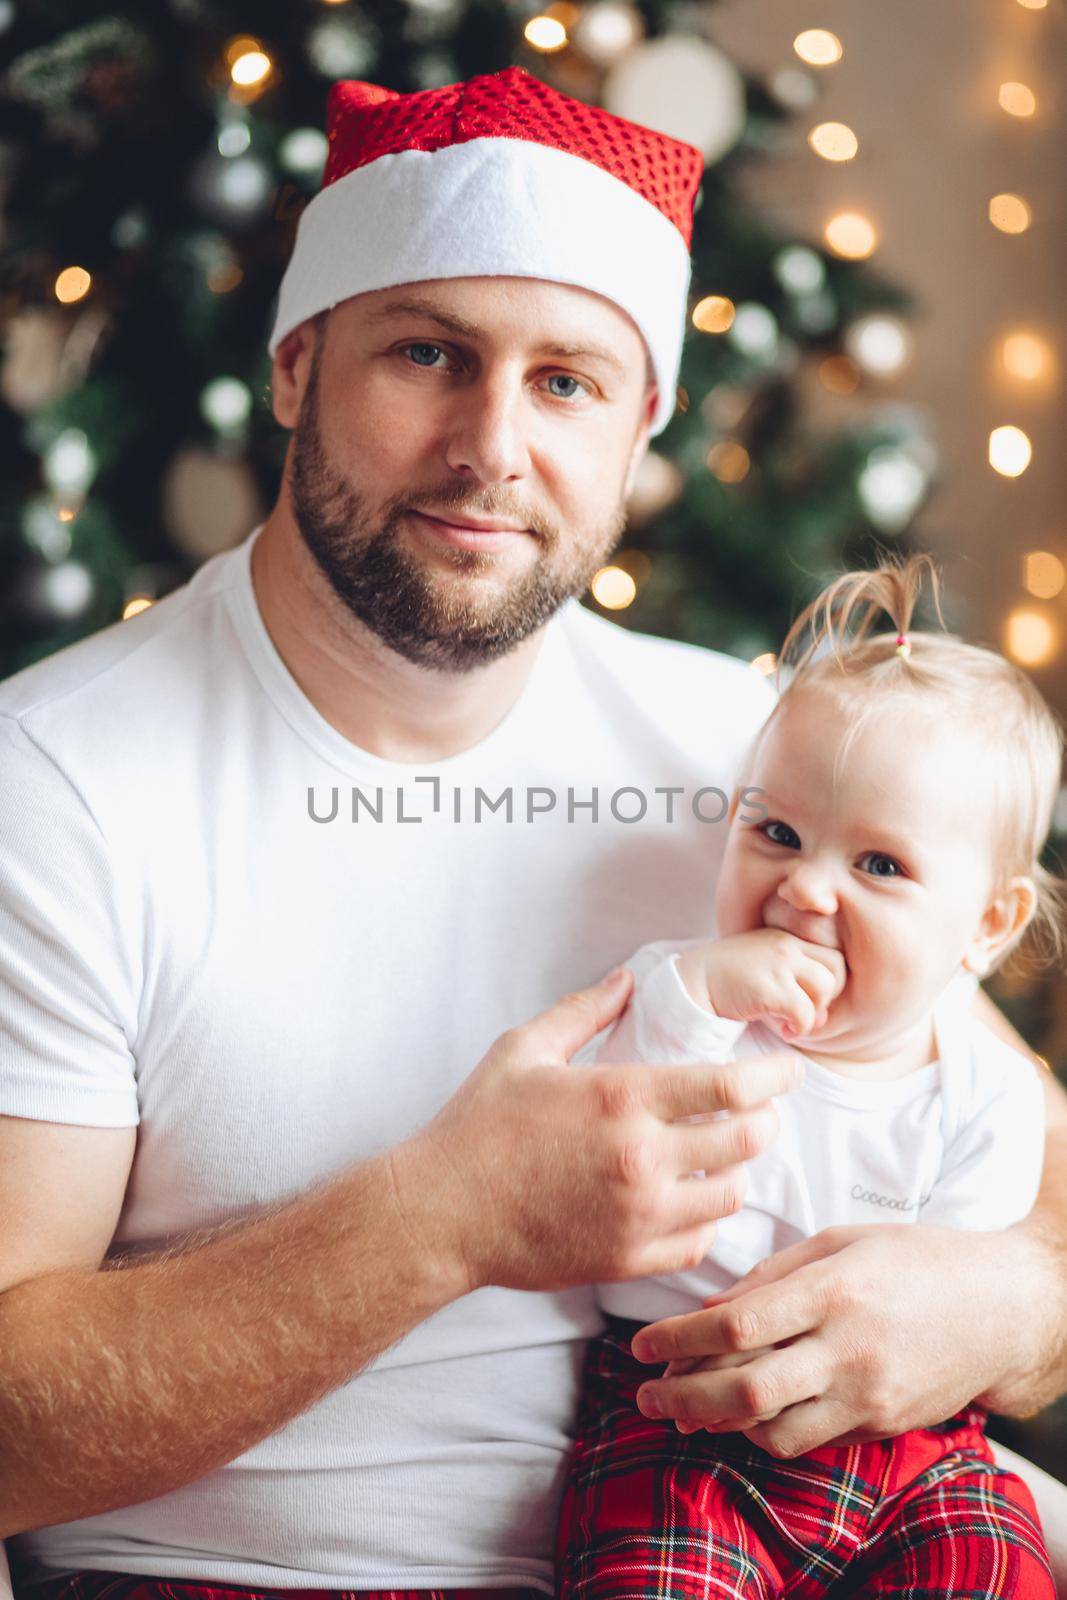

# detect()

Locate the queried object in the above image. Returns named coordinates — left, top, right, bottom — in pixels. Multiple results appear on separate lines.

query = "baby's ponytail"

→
left=779, top=551, right=945, bottom=677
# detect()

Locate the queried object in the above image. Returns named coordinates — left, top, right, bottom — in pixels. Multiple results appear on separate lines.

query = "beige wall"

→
left=707, top=0, right=1067, bottom=712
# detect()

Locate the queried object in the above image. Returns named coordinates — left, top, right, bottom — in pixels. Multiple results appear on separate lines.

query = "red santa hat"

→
left=268, top=65, right=705, bottom=437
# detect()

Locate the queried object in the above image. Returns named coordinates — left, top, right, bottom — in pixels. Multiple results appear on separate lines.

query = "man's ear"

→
left=962, top=875, right=1038, bottom=976
left=269, top=317, right=322, bottom=429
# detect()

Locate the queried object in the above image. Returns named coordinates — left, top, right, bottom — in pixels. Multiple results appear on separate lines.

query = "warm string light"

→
left=824, top=212, right=877, bottom=259
left=123, top=597, right=154, bottom=620
left=999, top=81, right=1037, bottom=117
left=793, top=30, right=842, bottom=66
left=1023, top=552, right=1066, bottom=601
left=989, top=425, right=1032, bottom=477
left=1005, top=608, right=1056, bottom=666
left=819, top=355, right=861, bottom=394
left=1000, top=332, right=1051, bottom=382
left=692, top=295, right=735, bottom=333
left=54, top=266, right=91, bottom=304
left=524, top=15, right=568, bottom=52
left=706, top=441, right=751, bottom=484
left=591, top=566, right=636, bottom=609
left=808, top=121, right=858, bottom=162
left=231, top=50, right=271, bottom=86
left=989, top=192, right=1031, bottom=233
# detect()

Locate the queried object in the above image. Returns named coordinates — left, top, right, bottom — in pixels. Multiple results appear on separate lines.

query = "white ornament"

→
left=200, top=376, right=253, bottom=434
left=412, top=53, right=459, bottom=90
left=770, top=66, right=817, bottom=110
left=858, top=445, right=927, bottom=533
left=43, top=428, right=95, bottom=495
left=573, top=3, right=644, bottom=69
left=112, top=208, right=150, bottom=248
left=773, top=246, right=825, bottom=295
left=217, top=120, right=251, bottom=159
left=846, top=314, right=912, bottom=377
left=280, top=128, right=328, bottom=177
left=189, top=150, right=273, bottom=227
left=793, top=292, right=837, bottom=334
left=21, top=497, right=73, bottom=563
left=41, top=560, right=94, bottom=620
left=163, top=445, right=264, bottom=562
left=728, top=302, right=778, bottom=361
left=307, top=17, right=377, bottom=79
left=603, top=34, right=745, bottom=164
left=626, top=449, right=684, bottom=525
left=0, top=310, right=69, bottom=414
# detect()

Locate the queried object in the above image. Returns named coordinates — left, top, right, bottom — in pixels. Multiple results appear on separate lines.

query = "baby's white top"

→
left=593, top=940, right=1045, bottom=1323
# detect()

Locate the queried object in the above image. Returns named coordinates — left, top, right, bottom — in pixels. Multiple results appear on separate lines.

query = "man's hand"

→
left=676, top=930, right=846, bottom=1041
left=625, top=1221, right=1041, bottom=1458
left=395, top=966, right=802, bottom=1298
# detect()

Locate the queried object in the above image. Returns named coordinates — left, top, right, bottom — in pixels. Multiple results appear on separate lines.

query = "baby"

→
left=556, top=554, right=1064, bottom=1597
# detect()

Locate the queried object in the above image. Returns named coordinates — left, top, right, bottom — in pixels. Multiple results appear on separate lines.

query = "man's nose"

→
left=443, top=373, right=533, bottom=484
left=777, top=862, right=838, bottom=917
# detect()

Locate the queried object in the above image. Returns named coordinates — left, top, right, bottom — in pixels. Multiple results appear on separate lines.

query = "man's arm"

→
left=0, top=1143, right=467, bottom=1538
left=0, top=965, right=796, bottom=1534
left=968, top=983, right=1067, bottom=1413
left=976, top=1055, right=1067, bottom=1413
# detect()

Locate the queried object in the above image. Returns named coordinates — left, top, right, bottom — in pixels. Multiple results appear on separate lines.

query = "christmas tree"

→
left=0, top=0, right=928, bottom=679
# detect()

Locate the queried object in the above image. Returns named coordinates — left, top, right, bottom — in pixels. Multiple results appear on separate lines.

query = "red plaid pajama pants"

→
left=20, top=1579, right=544, bottom=1600
left=556, top=1316, right=1055, bottom=1598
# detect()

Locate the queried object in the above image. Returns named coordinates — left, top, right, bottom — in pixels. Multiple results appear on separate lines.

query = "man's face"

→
left=278, top=276, right=657, bottom=672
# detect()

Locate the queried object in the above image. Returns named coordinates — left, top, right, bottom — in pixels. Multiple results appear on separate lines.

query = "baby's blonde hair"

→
left=765, top=553, right=1066, bottom=973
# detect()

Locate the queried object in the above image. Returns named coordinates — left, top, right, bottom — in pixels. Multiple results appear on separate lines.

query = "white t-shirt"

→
left=0, top=526, right=777, bottom=1593
left=593, top=941, right=1045, bottom=1323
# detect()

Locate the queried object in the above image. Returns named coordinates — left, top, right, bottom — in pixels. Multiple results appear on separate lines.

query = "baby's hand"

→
left=677, top=929, right=846, bottom=1040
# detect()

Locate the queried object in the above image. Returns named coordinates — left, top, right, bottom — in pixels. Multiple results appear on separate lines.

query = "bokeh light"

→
left=825, top=212, right=877, bottom=259
left=591, top=566, right=637, bottom=609
left=793, top=30, right=842, bottom=65
left=988, top=425, right=1032, bottom=477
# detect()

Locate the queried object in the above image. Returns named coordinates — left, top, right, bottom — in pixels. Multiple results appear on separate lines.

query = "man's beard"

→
left=288, top=335, right=628, bottom=672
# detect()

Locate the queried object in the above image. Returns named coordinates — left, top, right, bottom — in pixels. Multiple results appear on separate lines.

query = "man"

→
left=1, top=65, right=1065, bottom=1597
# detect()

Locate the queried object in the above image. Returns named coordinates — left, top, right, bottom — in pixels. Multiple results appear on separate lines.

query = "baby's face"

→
left=714, top=686, right=997, bottom=1053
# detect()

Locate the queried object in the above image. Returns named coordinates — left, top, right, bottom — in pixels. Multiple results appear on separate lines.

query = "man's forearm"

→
left=0, top=1143, right=467, bottom=1537
left=978, top=1067, right=1067, bottom=1415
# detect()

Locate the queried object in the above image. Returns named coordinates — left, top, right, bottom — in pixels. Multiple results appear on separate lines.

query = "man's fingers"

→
left=671, top=1108, right=779, bottom=1178
left=647, top=1054, right=801, bottom=1120
left=664, top=1165, right=748, bottom=1230
left=636, top=1339, right=828, bottom=1428
left=632, top=1255, right=838, bottom=1363
left=699, top=1228, right=860, bottom=1307
left=741, top=1394, right=860, bottom=1458
left=517, top=966, right=635, bottom=1062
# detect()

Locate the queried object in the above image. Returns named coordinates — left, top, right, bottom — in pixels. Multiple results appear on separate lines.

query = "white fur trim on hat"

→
left=268, top=136, right=691, bottom=437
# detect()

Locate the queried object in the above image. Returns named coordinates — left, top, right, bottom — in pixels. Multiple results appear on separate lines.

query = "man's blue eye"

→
left=399, top=345, right=590, bottom=401
left=405, top=343, right=446, bottom=368
left=546, top=374, right=588, bottom=401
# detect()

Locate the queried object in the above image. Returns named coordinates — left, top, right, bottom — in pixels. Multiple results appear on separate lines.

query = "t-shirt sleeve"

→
left=919, top=1047, right=1044, bottom=1231
left=0, top=714, right=140, bottom=1126
left=587, top=941, right=747, bottom=1067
